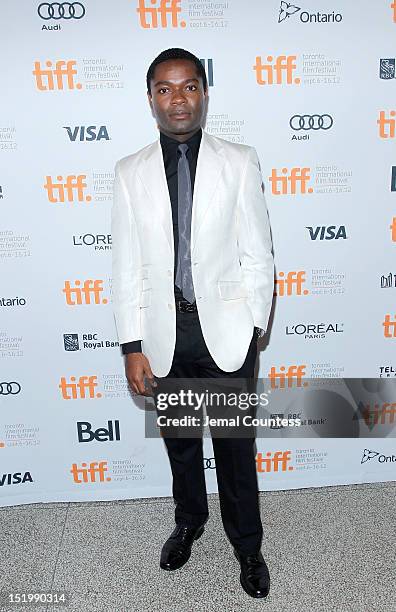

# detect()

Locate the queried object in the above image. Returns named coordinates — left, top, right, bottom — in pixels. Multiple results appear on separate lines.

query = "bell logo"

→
left=137, top=0, right=185, bottom=28
left=378, top=111, right=396, bottom=138
left=33, top=60, right=82, bottom=91
left=59, top=375, right=102, bottom=399
left=63, top=280, right=108, bottom=305
left=253, top=55, right=300, bottom=85
left=390, top=217, right=396, bottom=241
left=44, top=175, right=91, bottom=203
left=70, top=461, right=110, bottom=483
left=268, top=365, right=307, bottom=389
left=274, top=271, right=308, bottom=296
left=383, top=314, right=396, bottom=338
left=256, top=451, right=293, bottom=472
left=269, top=167, right=312, bottom=195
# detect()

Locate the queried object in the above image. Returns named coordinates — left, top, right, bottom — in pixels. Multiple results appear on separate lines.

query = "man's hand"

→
left=125, top=353, right=157, bottom=396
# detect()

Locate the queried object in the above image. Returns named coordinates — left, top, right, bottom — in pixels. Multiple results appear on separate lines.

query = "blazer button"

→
left=168, top=303, right=173, bottom=309
left=167, top=270, right=172, bottom=276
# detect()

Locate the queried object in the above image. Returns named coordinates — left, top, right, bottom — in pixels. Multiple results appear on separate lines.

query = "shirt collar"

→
left=160, top=127, right=202, bottom=157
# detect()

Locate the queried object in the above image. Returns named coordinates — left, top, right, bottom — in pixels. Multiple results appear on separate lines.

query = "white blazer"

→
left=111, top=130, right=274, bottom=377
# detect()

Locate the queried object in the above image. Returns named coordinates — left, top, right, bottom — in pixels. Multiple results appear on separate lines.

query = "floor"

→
left=1, top=481, right=395, bottom=612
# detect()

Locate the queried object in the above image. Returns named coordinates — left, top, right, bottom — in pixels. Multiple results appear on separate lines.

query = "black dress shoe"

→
left=234, top=549, right=270, bottom=598
left=160, top=524, right=205, bottom=571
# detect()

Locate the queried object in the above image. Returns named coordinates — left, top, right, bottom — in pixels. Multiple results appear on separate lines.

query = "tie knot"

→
left=178, top=143, right=189, bottom=156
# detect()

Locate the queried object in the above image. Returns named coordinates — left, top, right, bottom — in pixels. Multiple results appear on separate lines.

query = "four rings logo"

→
left=203, top=457, right=216, bottom=469
left=38, top=2, right=86, bottom=20
left=0, top=382, right=21, bottom=395
left=290, top=114, right=333, bottom=131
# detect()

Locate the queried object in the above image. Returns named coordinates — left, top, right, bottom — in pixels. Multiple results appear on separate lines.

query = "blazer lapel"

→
left=136, top=130, right=225, bottom=257
left=191, top=130, right=225, bottom=256
left=137, top=139, right=174, bottom=253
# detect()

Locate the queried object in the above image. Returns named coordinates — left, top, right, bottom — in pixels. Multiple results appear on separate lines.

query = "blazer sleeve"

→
left=111, top=161, right=143, bottom=344
left=236, top=147, right=274, bottom=333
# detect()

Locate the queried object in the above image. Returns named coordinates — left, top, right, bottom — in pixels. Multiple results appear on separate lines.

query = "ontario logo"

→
left=278, top=2, right=342, bottom=24
left=361, top=449, right=396, bottom=464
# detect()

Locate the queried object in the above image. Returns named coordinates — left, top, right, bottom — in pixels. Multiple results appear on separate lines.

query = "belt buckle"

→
left=177, top=300, right=195, bottom=313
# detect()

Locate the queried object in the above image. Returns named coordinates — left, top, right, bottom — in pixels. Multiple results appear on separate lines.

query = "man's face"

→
left=148, top=59, right=207, bottom=141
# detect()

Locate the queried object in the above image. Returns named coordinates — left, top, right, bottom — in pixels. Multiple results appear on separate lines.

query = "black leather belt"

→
left=176, top=299, right=197, bottom=313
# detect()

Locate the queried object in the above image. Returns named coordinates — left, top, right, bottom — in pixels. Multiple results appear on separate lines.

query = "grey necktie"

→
left=175, top=143, right=195, bottom=303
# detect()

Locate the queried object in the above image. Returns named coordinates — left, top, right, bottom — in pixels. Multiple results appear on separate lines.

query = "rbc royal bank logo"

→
left=33, top=60, right=82, bottom=90
left=136, top=0, right=186, bottom=28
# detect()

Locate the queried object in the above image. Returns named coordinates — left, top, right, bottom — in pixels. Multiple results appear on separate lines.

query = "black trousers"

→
left=153, top=308, right=263, bottom=555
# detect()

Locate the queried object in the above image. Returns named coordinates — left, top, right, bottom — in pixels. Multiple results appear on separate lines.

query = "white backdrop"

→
left=1, top=0, right=396, bottom=507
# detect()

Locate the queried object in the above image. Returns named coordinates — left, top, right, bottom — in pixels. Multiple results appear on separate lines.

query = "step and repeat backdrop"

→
left=1, top=0, right=396, bottom=507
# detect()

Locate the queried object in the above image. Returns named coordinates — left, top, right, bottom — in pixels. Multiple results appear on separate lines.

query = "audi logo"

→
left=0, top=382, right=21, bottom=395
left=290, top=114, right=333, bottom=131
left=37, top=2, right=86, bottom=20
left=203, top=457, right=216, bottom=469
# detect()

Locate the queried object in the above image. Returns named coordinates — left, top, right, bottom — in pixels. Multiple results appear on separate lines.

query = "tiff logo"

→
left=33, top=60, right=81, bottom=90
left=62, top=280, right=108, bottom=305
left=256, top=450, right=294, bottom=472
left=390, top=217, right=396, bottom=241
left=274, top=271, right=308, bottom=296
left=362, top=403, right=396, bottom=427
left=136, top=0, right=185, bottom=28
left=378, top=111, right=396, bottom=138
left=59, top=375, right=102, bottom=399
left=70, top=461, right=110, bottom=483
left=253, top=55, right=300, bottom=85
left=269, top=167, right=312, bottom=195
left=383, top=314, right=396, bottom=338
left=268, top=365, right=307, bottom=389
left=44, top=175, right=91, bottom=203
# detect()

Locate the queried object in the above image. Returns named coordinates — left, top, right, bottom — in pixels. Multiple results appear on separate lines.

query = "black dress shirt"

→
left=121, top=128, right=202, bottom=355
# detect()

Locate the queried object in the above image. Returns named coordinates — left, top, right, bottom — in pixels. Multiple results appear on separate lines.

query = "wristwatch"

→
left=254, top=326, right=265, bottom=338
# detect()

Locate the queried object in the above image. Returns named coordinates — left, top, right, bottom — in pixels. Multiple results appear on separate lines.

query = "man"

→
left=111, top=48, right=274, bottom=598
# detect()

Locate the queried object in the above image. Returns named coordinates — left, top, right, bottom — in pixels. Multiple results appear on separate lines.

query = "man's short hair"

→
left=146, top=48, right=208, bottom=94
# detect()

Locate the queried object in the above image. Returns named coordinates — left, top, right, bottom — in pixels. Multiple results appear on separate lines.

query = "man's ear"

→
left=147, top=92, right=155, bottom=117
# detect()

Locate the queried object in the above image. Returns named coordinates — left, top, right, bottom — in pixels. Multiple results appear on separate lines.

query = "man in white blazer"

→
left=111, top=48, right=274, bottom=598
